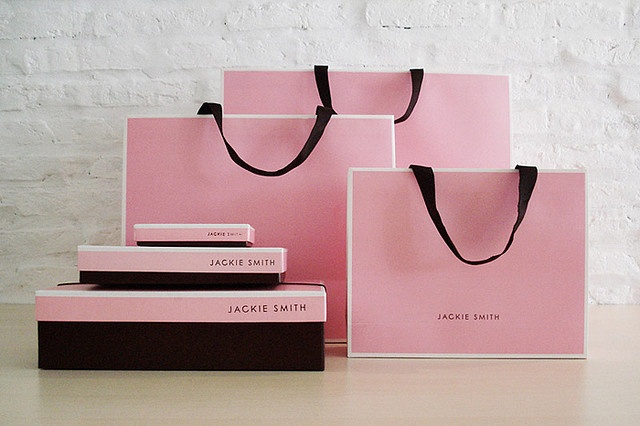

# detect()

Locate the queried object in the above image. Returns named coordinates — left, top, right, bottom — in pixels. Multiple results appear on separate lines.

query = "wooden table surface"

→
left=2, top=304, right=639, bottom=424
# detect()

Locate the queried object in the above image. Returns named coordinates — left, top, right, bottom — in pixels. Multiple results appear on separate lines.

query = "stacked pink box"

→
left=36, top=224, right=327, bottom=371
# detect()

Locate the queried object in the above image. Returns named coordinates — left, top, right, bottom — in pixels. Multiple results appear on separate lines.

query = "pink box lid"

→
left=36, top=283, right=326, bottom=323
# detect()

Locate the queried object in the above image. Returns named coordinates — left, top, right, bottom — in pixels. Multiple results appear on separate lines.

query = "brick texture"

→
left=1, top=0, right=638, bottom=303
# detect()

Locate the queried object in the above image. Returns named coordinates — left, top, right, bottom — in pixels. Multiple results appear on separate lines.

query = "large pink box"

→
left=36, top=283, right=326, bottom=370
left=348, top=168, right=587, bottom=358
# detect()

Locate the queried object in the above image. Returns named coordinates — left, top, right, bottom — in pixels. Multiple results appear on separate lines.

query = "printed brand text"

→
left=227, top=304, right=307, bottom=314
left=207, top=231, right=242, bottom=237
left=209, top=258, right=276, bottom=267
left=437, top=313, right=500, bottom=321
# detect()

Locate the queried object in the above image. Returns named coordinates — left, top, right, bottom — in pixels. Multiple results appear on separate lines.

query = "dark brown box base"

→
left=38, top=321, right=324, bottom=371
left=79, top=271, right=284, bottom=286
left=136, top=241, right=252, bottom=247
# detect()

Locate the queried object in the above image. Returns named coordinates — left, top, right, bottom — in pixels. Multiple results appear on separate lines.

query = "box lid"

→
left=36, top=283, right=326, bottom=323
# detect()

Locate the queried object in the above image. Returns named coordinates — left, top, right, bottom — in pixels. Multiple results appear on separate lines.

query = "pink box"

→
left=348, top=168, right=587, bottom=358
left=134, top=224, right=256, bottom=247
left=36, top=283, right=326, bottom=370
left=78, top=245, right=286, bottom=286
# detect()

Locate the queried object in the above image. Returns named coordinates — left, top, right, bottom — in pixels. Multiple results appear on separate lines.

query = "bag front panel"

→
left=348, top=169, right=586, bottom=357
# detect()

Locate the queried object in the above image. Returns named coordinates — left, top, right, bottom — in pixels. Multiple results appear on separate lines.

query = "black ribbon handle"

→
left=314, top=65, right=424, bottom=124
left=197, top=102, right=335, bottom=177
left=409, top=165, right=538, bottom=265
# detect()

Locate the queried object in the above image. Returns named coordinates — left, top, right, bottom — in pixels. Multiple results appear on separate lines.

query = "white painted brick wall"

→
left=1, top=0, right=638, bottom=303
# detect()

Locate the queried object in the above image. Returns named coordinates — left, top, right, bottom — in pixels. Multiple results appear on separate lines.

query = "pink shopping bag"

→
left=223, top=66, right=510, bottom=168
left=124, top=107, right=395, bottom=340
left=348, top=167, right=587, bottom=357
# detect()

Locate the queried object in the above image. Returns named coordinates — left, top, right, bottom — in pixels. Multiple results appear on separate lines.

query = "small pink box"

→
left=134, top=224, right=255, bottom=247
left=36, top=283, right=326, bottom=370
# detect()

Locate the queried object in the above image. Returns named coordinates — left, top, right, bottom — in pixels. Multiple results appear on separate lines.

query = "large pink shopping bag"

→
left=223, top=66, right=510, bottom=168
left=348, top=166, right=587, bottom=357
left=124, top=106, right=395, bottom=340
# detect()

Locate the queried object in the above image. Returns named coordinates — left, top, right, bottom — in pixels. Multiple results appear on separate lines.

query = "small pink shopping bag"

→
left=348, top=167, right=587, bottom=357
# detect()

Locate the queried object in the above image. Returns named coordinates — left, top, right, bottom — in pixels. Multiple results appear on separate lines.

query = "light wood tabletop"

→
left=2, top=304, right=639, bottom=424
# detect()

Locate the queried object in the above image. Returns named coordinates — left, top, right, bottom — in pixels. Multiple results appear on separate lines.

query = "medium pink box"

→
left=36, top=283, right=326, bottom=370
left=348, top=168, right=587, bottom=358
left=78, top=245, right=286, bottom=286
left=134, top=224, right=256, bottom=247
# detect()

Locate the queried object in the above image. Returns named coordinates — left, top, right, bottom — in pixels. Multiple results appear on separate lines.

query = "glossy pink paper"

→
left=124, top=115, right=394, bottom=340
left=348, top=168, right=586, bottom=357
left=223, top=70, right=510, bottom=168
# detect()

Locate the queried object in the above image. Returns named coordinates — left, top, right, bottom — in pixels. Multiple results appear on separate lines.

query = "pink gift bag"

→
left=124, top=106, right=395, bottom=340
left=223, top=66, right=510, bottom=168
left=348, top=167, right=587, bottom=357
